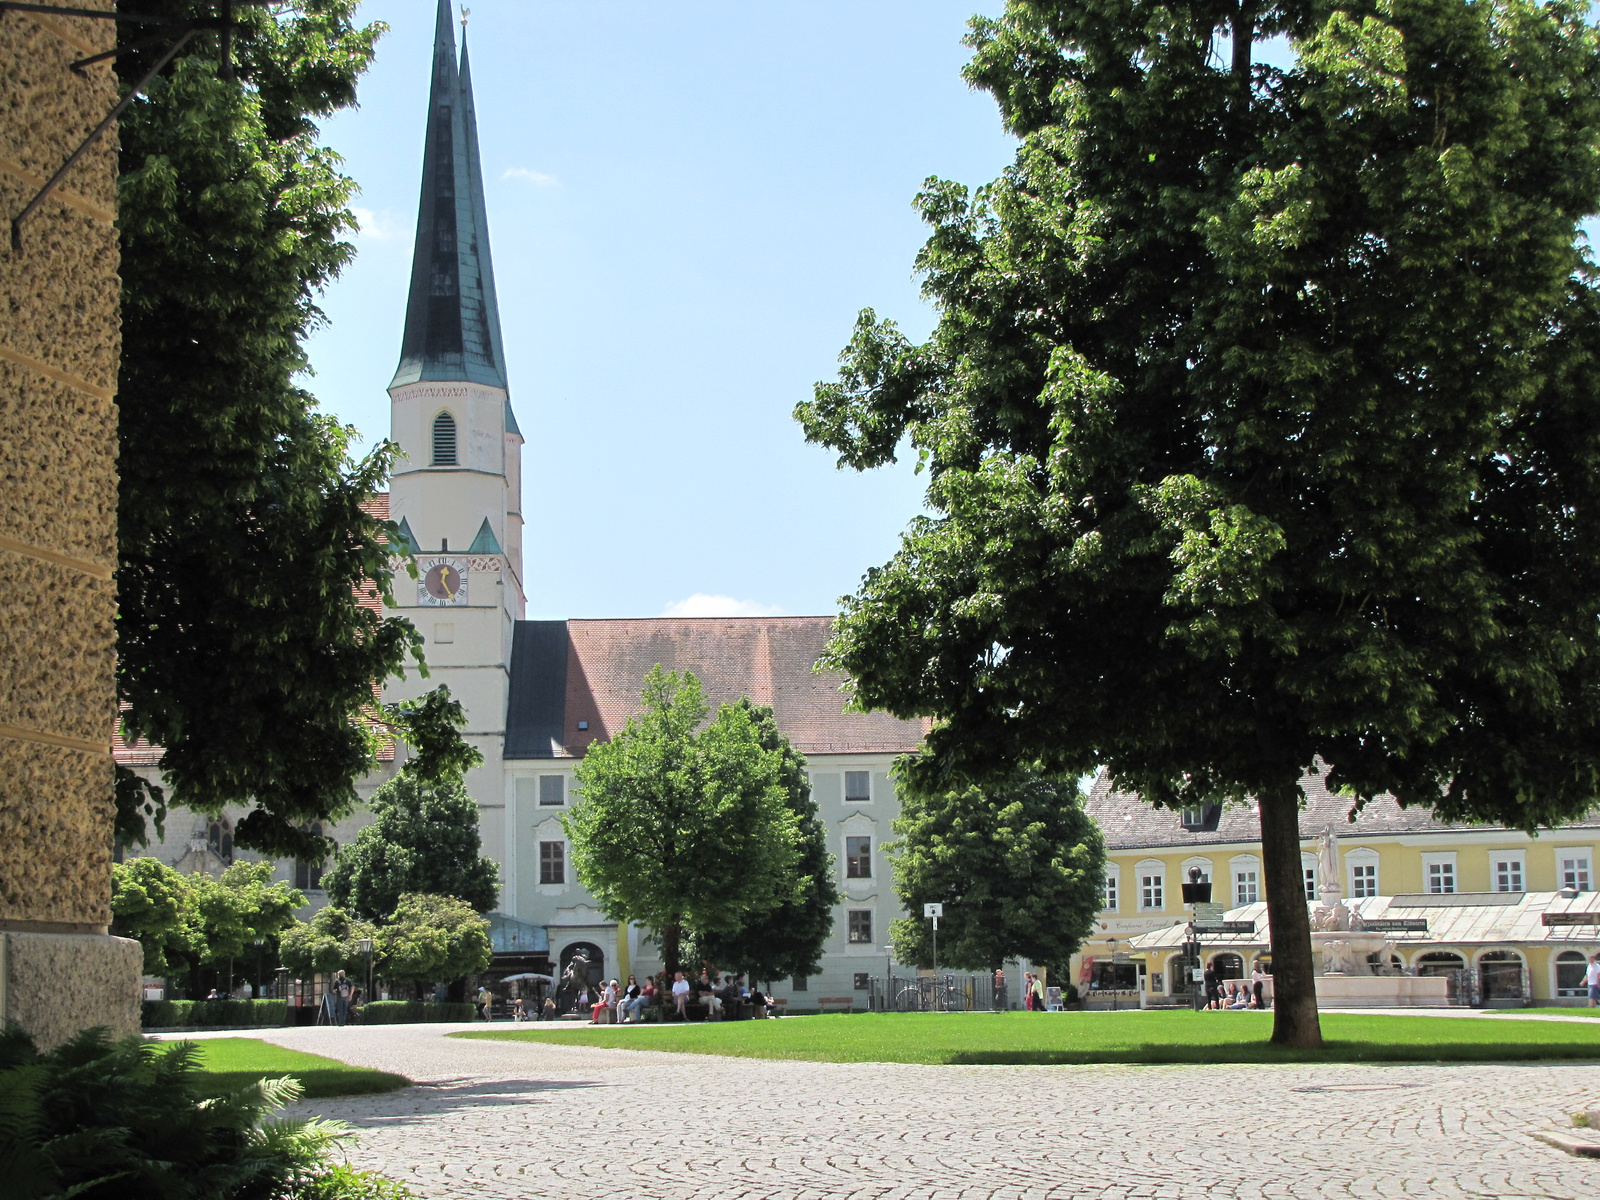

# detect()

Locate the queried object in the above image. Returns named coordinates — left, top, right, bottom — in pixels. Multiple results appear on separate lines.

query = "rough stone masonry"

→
left=0, top=0, right=141, bottom=1046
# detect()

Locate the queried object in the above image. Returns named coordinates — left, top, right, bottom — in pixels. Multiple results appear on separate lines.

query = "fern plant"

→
left=0, top=1026, right=411, bottom=1200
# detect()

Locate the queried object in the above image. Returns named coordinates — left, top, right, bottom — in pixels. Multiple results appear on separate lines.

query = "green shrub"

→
left=0, top=1023, right=412, bottom=1199
left=141, top=998, right=289, bottom=1028
left=356, top=1000, right=475, bottom=1024
left=294, top=1162, right=417, bottom=1199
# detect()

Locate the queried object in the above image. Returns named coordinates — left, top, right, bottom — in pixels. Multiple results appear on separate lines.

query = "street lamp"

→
left=357, top=937, right=374, bottom=1007
left=1107, top=936, right=1120, bottom=1013
left=1180, top=866, right=1212, bottom=1011
left=881, top=946, right=893, bottom=1011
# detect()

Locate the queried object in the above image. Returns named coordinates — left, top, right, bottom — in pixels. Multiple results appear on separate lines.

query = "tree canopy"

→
left=277, top=902, right=376, bottom=980
left=113, top=0, right=442, bottom=861
left=322, top=772, right=500, bottom=922
left=887, top=772, right=1104, bottom=974
left=111, top=858, right=305, bottom=995
left=374, top=893, right=492, bottom=999
left=689, top=700, right=839, bottom=983
left=797, top=0, right=1600, bottom=1045
left=564, top=667, right=803, bottom=976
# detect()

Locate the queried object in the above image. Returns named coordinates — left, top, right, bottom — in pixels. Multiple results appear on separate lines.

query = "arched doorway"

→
left=1210, top=953, right=1244, bottom=980
left=557, top=942, right=605, bottom=1012
left=1478, top=950, right=1525, bottom=1002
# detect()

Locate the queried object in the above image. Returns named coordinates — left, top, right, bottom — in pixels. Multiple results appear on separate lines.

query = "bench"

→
left=817, top=996, right=856, bottom=1011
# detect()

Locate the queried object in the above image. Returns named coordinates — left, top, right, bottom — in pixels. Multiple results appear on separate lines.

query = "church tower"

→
left=386, top=0, right=523, bottom=869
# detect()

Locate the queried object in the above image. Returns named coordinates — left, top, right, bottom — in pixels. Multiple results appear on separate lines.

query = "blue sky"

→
left=305, top=0, right=1014, bottom=619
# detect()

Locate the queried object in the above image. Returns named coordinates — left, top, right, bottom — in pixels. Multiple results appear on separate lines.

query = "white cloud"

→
left=349, top=207, right=407, bottom=241
left=660, top=594, right=786, bottom=618
left=502, top=167, right=559, bottom=187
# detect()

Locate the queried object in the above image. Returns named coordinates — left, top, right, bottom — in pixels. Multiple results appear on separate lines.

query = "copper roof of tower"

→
left=390, top=0, right=509, bottom=391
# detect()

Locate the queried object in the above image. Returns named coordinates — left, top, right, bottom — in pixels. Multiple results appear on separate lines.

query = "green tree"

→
left=109, top=857, right=198, bottom=980
left=564, top=667, right=803, bottom=976
left=192, top=861, right=304, bottom=982
left=689, top=700, right=839, bottom=983
left=373, top=893, right=491, bottom=1000
left=111, top=858, right=304, bottom=996
left=797, top=0, right=1600, bottom=1046
left=278, top=904, right=376, bottom=980
left=112, top=0, right=440, bottom=861
left=322, top=774, right=499, bottom=922
left=886, top=772, right=1104, bottom=976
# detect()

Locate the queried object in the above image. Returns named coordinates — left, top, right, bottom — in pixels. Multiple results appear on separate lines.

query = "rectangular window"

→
left=1139, top=874, right=1163, bottom=911
left=1351, top=863, right=1377, bottom=899
left=539, top=775, right=565, bottom=806
left=1103, top=875, right=1118, bottom=911
left=791, top=974, right=808, bottom=992
left=539, top=841, right=565, bottom=885
left=1235, top=871, right=1258, bottom=906
left=1562, top=854, right=1592, bottom=892
left=846, top=836, right=872, bottom=878
left=845, top=771, right=871, bottom=802
left=1181, top=805, right=1203, bottom=828
left=847, top=909, right=873, bottom=944
left=1304, top=866, right=1318, bottom=901
left=853, top=972, right=870, bottom=990
left=1493, top=856, right=1524, bottom=893
left=1427, top=860, right=1456, bottom=894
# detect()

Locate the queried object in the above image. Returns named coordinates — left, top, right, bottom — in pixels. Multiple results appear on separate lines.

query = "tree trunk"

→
left=1258, top=780, right=1323, bottom=1048
left=661, top=921, right=683, bottom=979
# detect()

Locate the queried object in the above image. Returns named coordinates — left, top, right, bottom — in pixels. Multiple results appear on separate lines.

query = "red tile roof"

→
left=553, top=616, right=927, bottom=758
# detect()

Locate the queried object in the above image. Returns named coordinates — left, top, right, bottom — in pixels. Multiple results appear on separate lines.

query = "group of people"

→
left=1203, top=965, right=1268, bottom=1010
left=575, top=970, right=771, bottom=1023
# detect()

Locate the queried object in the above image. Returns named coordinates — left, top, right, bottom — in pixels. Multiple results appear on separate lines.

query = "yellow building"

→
left=1076, top=769, right=1600, bottom=1007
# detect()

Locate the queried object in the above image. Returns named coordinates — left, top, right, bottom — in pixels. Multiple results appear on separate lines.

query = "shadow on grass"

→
left=196, top=1067, right=411, bottom=1099
left=947, top=1042, right=1600, bottom=1066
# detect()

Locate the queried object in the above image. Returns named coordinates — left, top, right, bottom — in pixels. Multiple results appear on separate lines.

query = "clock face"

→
left=419, top=559, right=468, bottom=606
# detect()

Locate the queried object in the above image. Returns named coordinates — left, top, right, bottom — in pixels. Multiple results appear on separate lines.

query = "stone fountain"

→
left=1309, top=826, right=1449, bottom=1007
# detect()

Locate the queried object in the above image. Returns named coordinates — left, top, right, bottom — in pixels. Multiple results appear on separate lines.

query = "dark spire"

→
left=391, top=0, right=508, bottom=391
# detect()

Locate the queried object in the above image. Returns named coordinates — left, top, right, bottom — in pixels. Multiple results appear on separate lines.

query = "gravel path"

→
left=158, top=1021, right=1600, bottom=1199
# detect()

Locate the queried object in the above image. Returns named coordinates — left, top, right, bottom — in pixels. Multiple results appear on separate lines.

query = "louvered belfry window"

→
left=432, top=410, right=458, bottom=465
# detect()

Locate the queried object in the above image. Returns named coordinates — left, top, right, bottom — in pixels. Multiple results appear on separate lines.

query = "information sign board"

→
left=1192, top=921, right=1256, bottom=934
left=1542, top=911, right=1600, bottom=926
left=1358, top=918, right=1429, bottom=933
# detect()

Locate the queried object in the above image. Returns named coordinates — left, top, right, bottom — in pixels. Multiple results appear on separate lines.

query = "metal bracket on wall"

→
left=0, top=0, right=270, bottom=252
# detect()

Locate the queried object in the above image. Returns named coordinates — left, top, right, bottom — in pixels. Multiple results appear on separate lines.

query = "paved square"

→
left=232, top=1024, right=1600, bottom=1199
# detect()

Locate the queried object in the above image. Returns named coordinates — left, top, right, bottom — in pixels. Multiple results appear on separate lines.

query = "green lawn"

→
left=190, top=1037, right=410, bottom=1098
left=1486, top=1007, right=1600, bottom=1018
left=455, top=1010, right=1600, bottom=1066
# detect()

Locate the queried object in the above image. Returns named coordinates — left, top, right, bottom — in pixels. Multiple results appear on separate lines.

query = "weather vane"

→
left=461, top=6, right=470, bottom=28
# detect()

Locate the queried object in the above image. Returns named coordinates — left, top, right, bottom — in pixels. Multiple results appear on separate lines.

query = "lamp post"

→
left=357, top=937, right=374, bottom=1008
left=923, top=904, right=942, bottom=1010
left=881, top=946, right=894, bottom=1012
left=1180, top=866, right=1212, bottom=1011
left=1107, top=936, right=1120, bottom=1012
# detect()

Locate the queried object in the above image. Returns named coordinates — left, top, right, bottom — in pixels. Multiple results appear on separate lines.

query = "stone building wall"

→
left=0, top=0, right=140, bottom=1042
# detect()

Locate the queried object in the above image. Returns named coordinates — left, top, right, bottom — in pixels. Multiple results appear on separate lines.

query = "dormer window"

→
left=1181, top=805, right=1204, bottom=828
left=432, top=411, right=458, bottom=465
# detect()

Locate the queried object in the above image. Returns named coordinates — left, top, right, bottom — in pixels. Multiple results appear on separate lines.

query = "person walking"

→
left=671, top=971, right=691, bottom=1020
left=331, top=970, right=353, bottom=1026
left=993, top=967, right=1007, bottom=1011
left=1030, top=972, right=1046, bottom=1012
left=1585, top=954, right=1600, bottom=1007
left=1203, top=964, right=1221, bottom=1011
left=1251, top=965, right=1267, bottom=1010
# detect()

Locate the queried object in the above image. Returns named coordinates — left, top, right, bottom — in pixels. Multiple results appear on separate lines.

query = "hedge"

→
left=356, top=1001, right=476, bottom=1024
left=141, top=999, right=289, bottom=1028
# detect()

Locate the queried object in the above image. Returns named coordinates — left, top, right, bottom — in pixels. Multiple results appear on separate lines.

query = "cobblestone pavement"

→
left=195, top=1023, right=1600, bottom=1200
